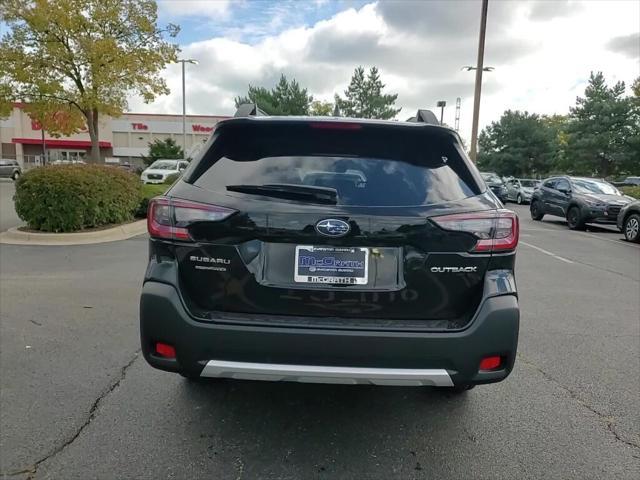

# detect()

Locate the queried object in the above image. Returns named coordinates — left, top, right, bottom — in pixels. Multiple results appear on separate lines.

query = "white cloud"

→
left=130, top=0, right=640, bottom=143
left=157, top=0, right=231, bottom=19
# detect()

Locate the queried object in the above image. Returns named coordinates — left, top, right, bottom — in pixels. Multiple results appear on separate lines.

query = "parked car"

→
left=611, top=176, right=640, bottom=187
left=480, top=172, right=508, bottom=203
left=530, top=176, right=633, bottom=230
left=50, top=159, right=86, bottom=165
left=141, top=159, right=189, bottom=184
left=118, top=162, right=134, bottom=172
left=0, top=159, right=21, bottom=180
left=617, top=200, right=640, bottom=243
left=140, top=115, right=520, bottom=393
left=505, top=178, right=540, bottom=204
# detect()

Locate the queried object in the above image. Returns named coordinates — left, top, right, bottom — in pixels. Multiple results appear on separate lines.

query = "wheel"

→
left=623, top=213, right=640, bottom=243
left=12, top=171, right=20, bottom=181
left=180, top=371, right=224, bottom=383
left=567, top=206, right=586, bottom=230
left=530, top=201, right=544, bottom=221
left=516, top=194, right=523, bottom=205
left=442, top=384, right=476, bottom=394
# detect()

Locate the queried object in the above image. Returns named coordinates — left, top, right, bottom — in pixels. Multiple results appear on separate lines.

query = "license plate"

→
left=294, top=246, right=369, bottom=285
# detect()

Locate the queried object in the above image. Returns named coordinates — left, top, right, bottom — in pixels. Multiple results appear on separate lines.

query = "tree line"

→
left=1, top=0, right=636, bottom=178
left=234, top=66, right=401, bottom=119
left=477, top=72, right=640, bottom=179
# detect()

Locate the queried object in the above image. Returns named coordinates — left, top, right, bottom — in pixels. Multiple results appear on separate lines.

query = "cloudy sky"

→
left=130, top=0, right=640, bottom=141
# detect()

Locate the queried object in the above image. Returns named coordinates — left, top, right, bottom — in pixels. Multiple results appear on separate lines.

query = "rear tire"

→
left=180, top=371, right=224, bottom=383
left=435, top=384, right=476, bottom=394
left=516, top=194, right=523, bottom=205
left=623, top=213, right=640, bottom=243
left=450, top=384, right=476, bottom=394
left=12, top=171, right=20, bottom=181
left=530, top=201, right=544, bottom=221
left=180, top=371, right=202, bottom=380
left=567, top=206, right=586, bottom=230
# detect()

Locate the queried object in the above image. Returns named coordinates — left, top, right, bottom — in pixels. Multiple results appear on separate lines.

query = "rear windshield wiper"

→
left=226, top=183, right=337, bottom=205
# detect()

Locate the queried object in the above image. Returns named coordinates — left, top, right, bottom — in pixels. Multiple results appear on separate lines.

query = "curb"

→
left=0, top=220, right=147, bottom=246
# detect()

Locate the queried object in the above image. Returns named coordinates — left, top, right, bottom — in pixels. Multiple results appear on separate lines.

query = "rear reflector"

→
left=431, top=209, right=519, bottom=253
left=155, top=342, right=176, bottom=359
left=147, top=197, right=236, bottom=241
left=479, top=356, right=502, bottom=371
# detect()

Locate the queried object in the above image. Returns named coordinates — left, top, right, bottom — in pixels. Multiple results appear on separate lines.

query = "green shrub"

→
left=621, top=186, right=640, bottom=199
left=164, top=172, right=181, bottom=185
left=135, top=183, right=168, bottom=218
left=14, top=165, right=142, bottom=232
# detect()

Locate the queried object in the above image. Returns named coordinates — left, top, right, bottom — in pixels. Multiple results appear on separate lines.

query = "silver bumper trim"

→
left=200, top=360, right=454, bottom=386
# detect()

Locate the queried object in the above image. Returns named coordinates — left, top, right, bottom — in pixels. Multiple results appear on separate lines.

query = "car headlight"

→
left=584, top=198, right=605, bottom=207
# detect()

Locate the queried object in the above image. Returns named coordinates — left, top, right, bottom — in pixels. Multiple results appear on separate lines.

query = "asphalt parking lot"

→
left=0, top=202, right=638, bottom=479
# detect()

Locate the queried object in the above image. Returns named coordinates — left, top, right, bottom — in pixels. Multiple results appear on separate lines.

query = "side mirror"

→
left=179, top=167, right=186, bottom=172
left=558, top=188, right=571, bottom=195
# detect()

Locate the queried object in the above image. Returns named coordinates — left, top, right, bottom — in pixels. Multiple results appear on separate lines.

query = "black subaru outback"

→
left=140, top=115, right=520, bottom=392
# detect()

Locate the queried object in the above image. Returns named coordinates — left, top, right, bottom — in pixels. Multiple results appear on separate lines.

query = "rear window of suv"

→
left=191, top=121, right=481, bottom=207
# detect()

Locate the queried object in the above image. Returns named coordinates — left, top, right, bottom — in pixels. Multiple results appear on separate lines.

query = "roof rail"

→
left=234, top=103, right=268, bottom=117
left=406, top=109, right=440, bottom=125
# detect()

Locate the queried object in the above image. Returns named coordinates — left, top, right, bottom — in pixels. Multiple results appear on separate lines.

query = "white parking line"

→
left=520, top=241, right=574, bottom=264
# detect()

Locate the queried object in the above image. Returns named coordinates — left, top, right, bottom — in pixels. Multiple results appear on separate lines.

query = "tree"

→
left=310, top=100, right=334, bottom=116
left=626, top=77, right=640, bottom=175
left=0, top=84, right=12, bottom=119
left=234, top=74, right=313, bottom=115
left=477, top=110, right=558, bottom=177
left=334, top=66, right=401, bottom=119
left=564, top=72, right=637, bottom=177
left=141, top=138, right=184, bottom=166
left=0, top=0, right=179, bottom=161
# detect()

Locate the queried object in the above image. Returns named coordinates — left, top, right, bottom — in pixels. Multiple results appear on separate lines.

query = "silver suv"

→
left=0, top=159, right=21, bottom=180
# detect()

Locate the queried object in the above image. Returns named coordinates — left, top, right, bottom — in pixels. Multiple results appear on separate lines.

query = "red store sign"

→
left=192, top=124, right=214, bottom=132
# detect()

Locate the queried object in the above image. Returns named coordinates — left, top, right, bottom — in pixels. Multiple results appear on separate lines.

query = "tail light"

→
left=431, top=209, right=519, bottom=253
left=147, top=197, right=235, bottom=241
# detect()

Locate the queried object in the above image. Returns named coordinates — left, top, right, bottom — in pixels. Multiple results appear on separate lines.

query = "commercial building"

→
left=0, top=104, right=228, bottom=168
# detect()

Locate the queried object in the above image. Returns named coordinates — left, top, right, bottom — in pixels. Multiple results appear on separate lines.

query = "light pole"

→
left=464, top=0, right=490, bottom=162
left=436, top=100, right=446, bottom=124
left=177, top=59, right=198, bottom=160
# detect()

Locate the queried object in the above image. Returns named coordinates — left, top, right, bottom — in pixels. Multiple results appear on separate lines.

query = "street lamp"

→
left=464, top=0, right=490, bottom=163
left=177, top=59, right=198, bottom=160
left=436, top=100, right=446, bottom=124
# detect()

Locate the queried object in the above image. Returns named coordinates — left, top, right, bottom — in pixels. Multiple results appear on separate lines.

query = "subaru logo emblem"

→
left=316, top=219, right=350, bottom=237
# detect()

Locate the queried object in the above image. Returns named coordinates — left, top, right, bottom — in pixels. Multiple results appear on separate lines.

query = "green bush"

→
left=135, top=183, right=168, bottom=218
left=14, top=165, right=142, bottom=232
left=621, top=186, right=640, bottom=199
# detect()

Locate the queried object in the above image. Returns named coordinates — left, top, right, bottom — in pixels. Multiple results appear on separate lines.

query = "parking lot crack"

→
left=518, top=354, right=640, bottom=451
left=2, top=351, right=141, bottom=479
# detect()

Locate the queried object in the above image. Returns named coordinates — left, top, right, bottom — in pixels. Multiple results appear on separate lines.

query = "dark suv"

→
left=480, top=172, right=508, bottom=203
left=140, top=116, right=520, bottom=392
left=530, top=176, right=632, bottom=230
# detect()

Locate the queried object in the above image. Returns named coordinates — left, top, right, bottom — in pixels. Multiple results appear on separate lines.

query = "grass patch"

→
left=621, top=186, right=640, bottom=199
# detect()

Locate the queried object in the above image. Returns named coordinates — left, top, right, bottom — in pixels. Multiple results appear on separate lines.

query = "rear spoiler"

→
left=234, top=103, right=268, bottom=117
left=406, top=109, right=440, bottom=125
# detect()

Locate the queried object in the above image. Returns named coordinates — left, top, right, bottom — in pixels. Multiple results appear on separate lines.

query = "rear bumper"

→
left=140, top=281, right=520, bottom=387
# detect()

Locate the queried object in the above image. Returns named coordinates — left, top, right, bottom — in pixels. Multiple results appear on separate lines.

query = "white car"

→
left=141, top=159, right=189, bottom=184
